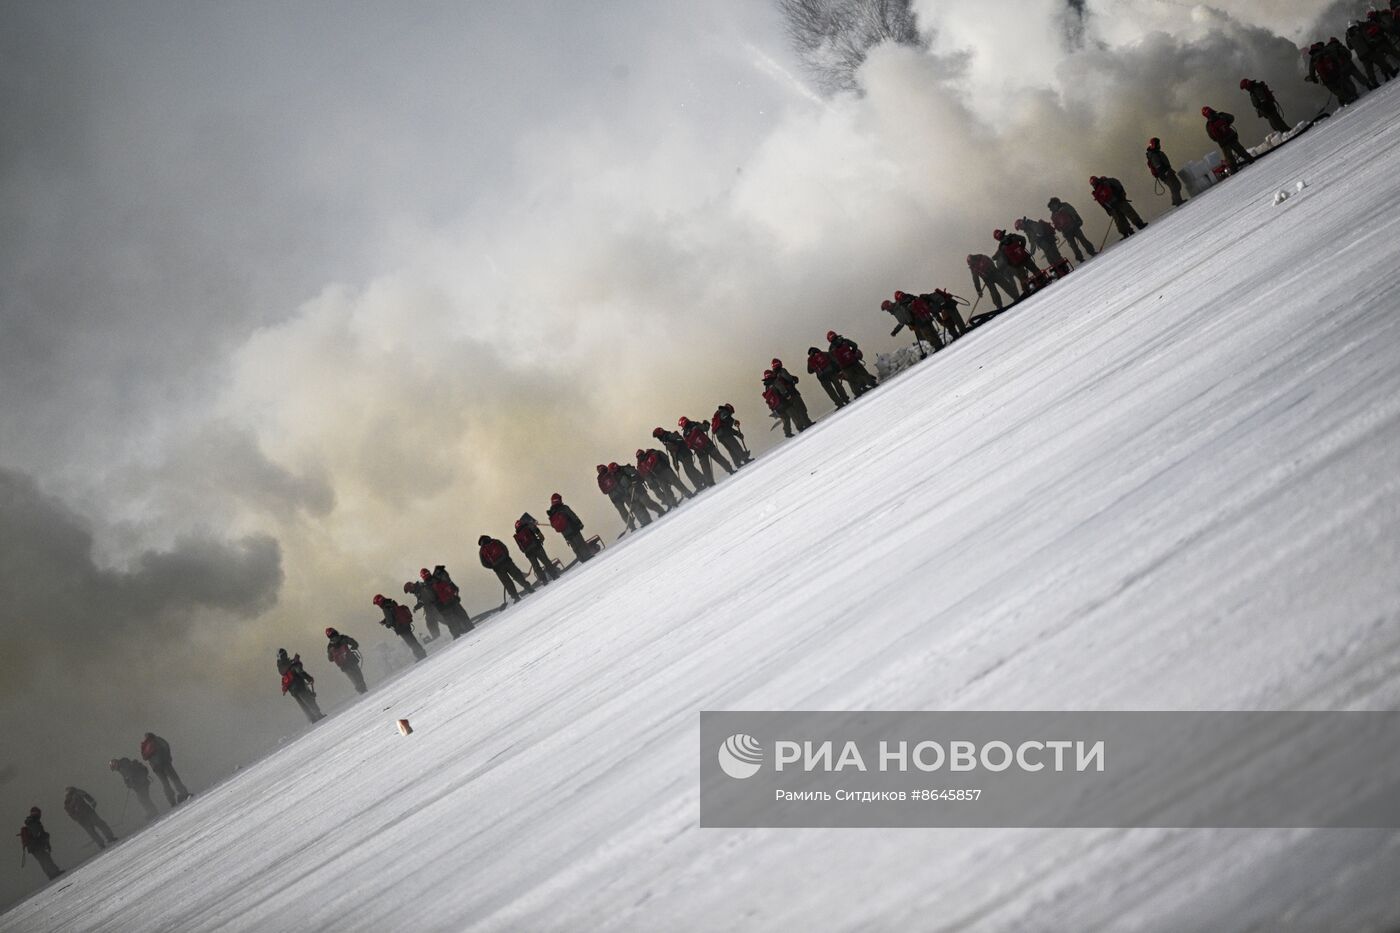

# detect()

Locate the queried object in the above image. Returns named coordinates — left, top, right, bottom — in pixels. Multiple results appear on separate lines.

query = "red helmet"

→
left=880, top=299, right=892, bottom=310
left=678, top=417, right=689, bottom=427
left=763, top=369, right=774, bottom=379
left=652, top=427, right=664, bottom=437
left=372, top=594, right=384, bottom=606
left=403, top=581, right=414, bottom=593
left=993, top=229, right=1005, bottom=240
left=1239, top=78, right=1251, bottom=89
left=1310, top=41, right=1324, bottom=52
left=108, top=759, right=119, bottom=770
left=966, top=254, right=975, bottom=264
left=1147, top=137, right=1160, bottom=149
left=550, top=492, right=562, bottom=504
left=1089, top=176, right=1099, bottom=185
left=478, top=534, right=491, bottom=546
left=771, top=358, right=782, bottom=368
left=419, top=567, right=431, bottom=580
left=893, top=290, right=906, bottom=300
left=608, top=461, right=619, bottom=470
left=514, top=519, right=523, bottom=529
left=1201, top=106, right=1213, bottom=117
left=29, top=807, right=40, bottom=816
left=635, top=448, right=645, bottom=459
left=826, top=330, right=837, bottom=342
left=1013, top=218, right=1024, bottom=231
left=325, top=627, right=337, bottom=637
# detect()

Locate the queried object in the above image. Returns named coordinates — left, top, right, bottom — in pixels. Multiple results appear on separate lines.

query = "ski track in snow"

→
left=7, top=93, right=1400, bottom=933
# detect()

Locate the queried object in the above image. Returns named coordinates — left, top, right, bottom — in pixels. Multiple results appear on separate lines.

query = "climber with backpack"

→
left=325, top=627, right=367, bottom=693
left=277, top=648, right=325, bottom=723
left=479, top=535, right=535, bottom=603
left=547, top=493, right=596, bottom=563
left=373, top=594, right=427, bottom=661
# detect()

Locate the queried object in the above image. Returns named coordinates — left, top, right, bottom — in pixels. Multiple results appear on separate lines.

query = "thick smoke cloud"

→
left=0, top=466, right=282, bottom=684
left=0, top=0, right=1362, bottom=909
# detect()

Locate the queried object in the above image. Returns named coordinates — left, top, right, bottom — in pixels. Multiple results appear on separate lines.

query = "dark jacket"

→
left=112, top=758, right=150, bottom=790
left=63, top=788, right=98, bottom=821
left=1145, top=147, right=1174, bottom=179
left=1050, top=202, right=1084, bottom=232
left=1244, top=80, right=1277, bottom=114
left=19, top=815, right=50, bottom=853
left=326, top=633, right=360, bottom=666
left=547, top=502, right=584, bottom=535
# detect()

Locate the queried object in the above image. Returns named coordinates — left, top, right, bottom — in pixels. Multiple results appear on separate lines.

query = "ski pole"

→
left=118, top=787, right=131, bottom=827
left=967, top=294, right=982, bottom=318
left=1098, top=222, right=1113, bottom=252
left=912, top=334, right=926, bottom=360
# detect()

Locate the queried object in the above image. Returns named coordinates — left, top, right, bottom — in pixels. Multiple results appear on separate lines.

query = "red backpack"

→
left=140, top=736, right=157, bottom=760
left=908, top=297, right=935, bottom=323
left=598, top=472, right=618, bottom=494
left=431, top=579, right=456, bottom=604
left=808, top=350, right=831, bottom=371
left=513, top=527, right=534, bottom=550
left=1002, top=238, right=1029, bottom=265
left=1051, top=207, right=1073, bottom=231
left=683, top=427, right=709, bottom=452
left=281, top=669, right=297, bottom=692
left=1205, top=115, right=1232, bottom=142
left=549, top=510, right=570, bottom=533
left=1092, top=181, right=1115, bottom=205
left=394, top=604, right=413, bottom=627
left=832, top=342, right=860, bottom=368
left=762, top=386, right=782, bottom=410
left=330, top=642, right=354, bottom=665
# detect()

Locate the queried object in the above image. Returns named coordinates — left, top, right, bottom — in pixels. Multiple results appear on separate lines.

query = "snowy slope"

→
left=7, top=91, right=1400, bottom=933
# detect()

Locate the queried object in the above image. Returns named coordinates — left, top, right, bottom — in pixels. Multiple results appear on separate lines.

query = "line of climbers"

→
left=18, top=734, right=191, bottom=881
left=20, top=28, right=1371, bottom=898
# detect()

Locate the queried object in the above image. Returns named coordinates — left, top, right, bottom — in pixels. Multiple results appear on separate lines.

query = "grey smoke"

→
left=778, top=0, right=927, bottom=95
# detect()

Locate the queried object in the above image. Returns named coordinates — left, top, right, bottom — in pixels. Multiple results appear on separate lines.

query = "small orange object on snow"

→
left=397, top=719, right=413, bottom=736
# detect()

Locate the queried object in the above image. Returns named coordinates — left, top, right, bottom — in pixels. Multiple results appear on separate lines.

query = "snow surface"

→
left=7, top=90, right=1400, bottom=933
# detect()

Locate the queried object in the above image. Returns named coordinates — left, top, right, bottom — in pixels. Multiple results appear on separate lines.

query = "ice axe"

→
left=1098, top=222, right=1113, bottom=252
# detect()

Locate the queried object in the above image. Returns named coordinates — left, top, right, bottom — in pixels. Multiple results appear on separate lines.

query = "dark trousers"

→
left=784, top=396, right=813, bottom=431
left=1107, top=202, right=1147, bottom=239
left=1008, top=257, right=1041, bottom=288
left=914, top=322, right=945, bottom=351
left=677, top=456, right=709, bottom=490
left=817, top=373, right=849, bottom=407
left=397, top=628, right=427, bottom=660
left=1163, top=173, right=1185, bottom=206
left=340, top=662, right=368, bottom=693
left=152, top=761, right=190, bottom=806
left=28, top=847, right=62, bottom=880
left=717, top=433, right=750, bottom=466
left=563, top=531, right=595, bottom=562
left=524, top=546, right=560, bottom=583
left=630, top=487, right=664, bottom=524
left=1259, top=104, right=1290, bottom=134
left=75, top=815, right=117, bottom=848
left=1035, top=238, right=1066, bottom=266
left=493, top=561, right=534, bottom=601
left=695, top=447, right=734, bottom=485
left=1062, top=227, right=1096, bottom=261
left=1219, top=137, right=1255, bottom=171
left=974, top=271, right=1012, bottom=309
left=442, top=602, right=474, bottom=636
left=131, top=785, right=158, bottom=820
left=840, top=364, right=877, bottom=397
left=291, top=688, right=324, bottom=723
left=656, top=461, right=695, bottom=496
left=607, top=492, right=634, bottom=529
left=421, top=605, right=443, bottom=639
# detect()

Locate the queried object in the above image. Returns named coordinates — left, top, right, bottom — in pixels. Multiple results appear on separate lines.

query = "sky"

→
left=0, top=0, right=1359, bottom=909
